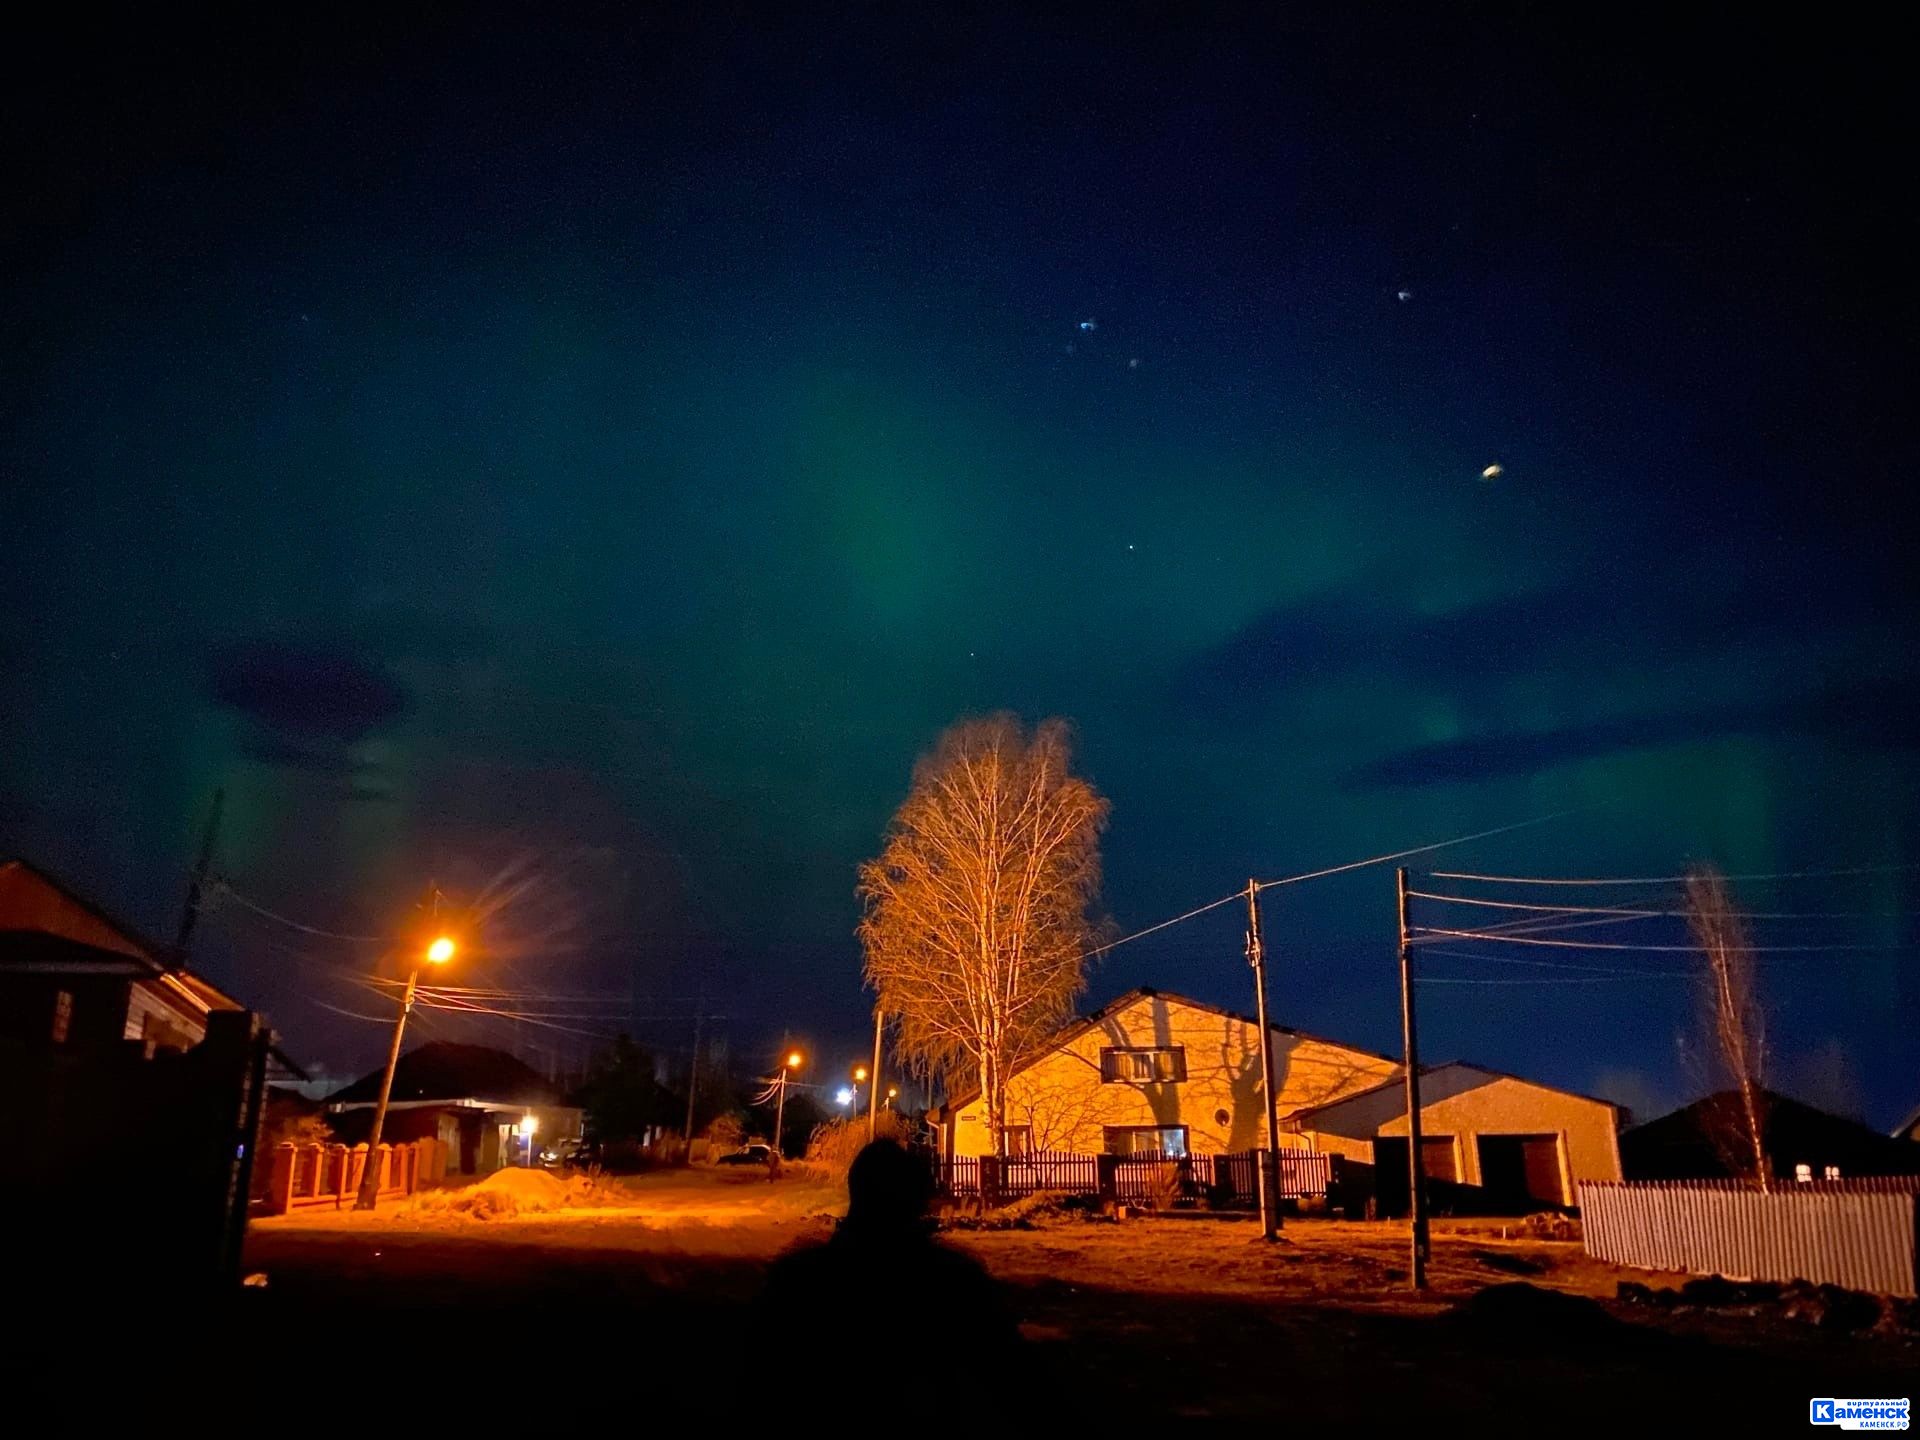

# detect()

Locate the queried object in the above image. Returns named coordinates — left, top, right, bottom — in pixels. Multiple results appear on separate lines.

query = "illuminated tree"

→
left=859, top=714, right=1109, bottom=1155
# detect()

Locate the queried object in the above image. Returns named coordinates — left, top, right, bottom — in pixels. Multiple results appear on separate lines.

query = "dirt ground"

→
left=47, top=1170, right=1911, bottom=1421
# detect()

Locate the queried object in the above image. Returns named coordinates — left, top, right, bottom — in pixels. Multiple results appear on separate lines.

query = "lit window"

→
left=1794, top=1163, right=1812, bottom=1183
left=1100, top=1046, right=1187, bottom=1083
left=1823, top=1165, right=1841, bottom=1181
left=1103, top=1125, right=1189, bottom=1158
left=52, top=990, right=73, bottom=1043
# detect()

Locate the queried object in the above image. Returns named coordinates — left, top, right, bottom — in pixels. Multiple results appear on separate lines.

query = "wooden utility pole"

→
left=172, top=788, right=225, bottom=965
left=356, top=881, right=437, bottom=1210
left=866, top=1006, right=884, bottom=1140
left=1247, top=878, right=1284, bottom=1240
left=1397, top=867, right=1429, bottom=1289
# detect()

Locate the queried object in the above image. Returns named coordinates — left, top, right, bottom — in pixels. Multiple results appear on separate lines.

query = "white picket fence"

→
left=1579, top=1177, right=1920, bottom=1297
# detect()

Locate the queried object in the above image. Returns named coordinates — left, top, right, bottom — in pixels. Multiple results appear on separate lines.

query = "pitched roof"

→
left=328, top=1041, right=564, bottom=1107
left=0, top=857, right=163, bottom=964
left=0, top=857, right=245, bottom=1012
left=1287, top=1060, right=1625, bottom=1124
left=943, top=985, right=1400, bottom=1112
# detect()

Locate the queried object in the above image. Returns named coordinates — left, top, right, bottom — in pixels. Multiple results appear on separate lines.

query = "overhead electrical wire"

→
left=1407, top=890, right=1906, bottom=921
left=1428, top=862, right=1920, bottom=887
left=1256, top=808, right=1589, bottom=891
left=209, top=880, right=388, bottom=943
left=1410, top=925, right=1914, bottom=954
left=1416, top=973, right=1695, bottom=986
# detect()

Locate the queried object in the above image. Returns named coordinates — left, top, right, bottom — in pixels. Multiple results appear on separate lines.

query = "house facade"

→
left=327, top=1041, right=584, bottom=1175
left=938, top=988, right=1625, bottom=1211
left=942, top=988, right=1399, bottom=1159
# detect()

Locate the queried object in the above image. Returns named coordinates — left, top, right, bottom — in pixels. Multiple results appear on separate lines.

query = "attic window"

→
left=1100, top=1046, right=1187, bottom=1083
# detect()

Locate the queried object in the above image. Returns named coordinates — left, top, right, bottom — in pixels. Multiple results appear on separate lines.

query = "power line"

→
left=1428, top=862, right=1920, bottom=887
left=1079, top=891, right=1244, bottom=962
left=1416, top=947, right=1699, bottom=977
left=1417, top=973, right=1695, bottom=986
left=1256, top=808, right=1588, bottom=892
left=1411, top=926, right=1916, bottom=954
left=1074, top=807, right=1590, bottom=968
left=1407, top=890, right=1902, bottom=921
left=211, top=881, right=387, bottom=943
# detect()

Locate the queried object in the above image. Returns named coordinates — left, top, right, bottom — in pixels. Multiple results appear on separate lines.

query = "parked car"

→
left=541, top=1139, right=592, bottom=1168
left=716, top=1142, right=774, bottom=1166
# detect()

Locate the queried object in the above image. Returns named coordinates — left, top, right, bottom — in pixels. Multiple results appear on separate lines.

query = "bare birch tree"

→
left=1684, top=864, right=1770, bottom=1189
left=858, top=714, right=1109, bottom=1156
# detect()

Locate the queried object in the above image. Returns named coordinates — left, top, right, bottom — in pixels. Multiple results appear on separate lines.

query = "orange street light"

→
left=356, top=882, right=455, bottom=1209
left=852, top=1065, right=870, bottom=1083
left=785, top=1050, right=804, bottom=1070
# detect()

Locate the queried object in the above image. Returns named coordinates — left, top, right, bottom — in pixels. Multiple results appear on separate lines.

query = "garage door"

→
left=1477, top=1133, right=1565, bottom=1209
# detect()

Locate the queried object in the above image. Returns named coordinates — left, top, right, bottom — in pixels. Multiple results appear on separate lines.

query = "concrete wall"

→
left=948, top=992, right=1398, bottom=1157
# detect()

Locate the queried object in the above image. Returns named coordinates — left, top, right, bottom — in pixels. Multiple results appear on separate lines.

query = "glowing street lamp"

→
left=355, top=887, right=457, bottom=1209
left=852, top=1065, right=869, bottom=1084
left=518, top=1112, right=539, bottom=1167
left=774, top=1048, right=804, bottom=1156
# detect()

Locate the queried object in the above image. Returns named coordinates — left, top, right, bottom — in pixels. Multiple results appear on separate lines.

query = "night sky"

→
left=5, top=8, right=1915, bottom=1120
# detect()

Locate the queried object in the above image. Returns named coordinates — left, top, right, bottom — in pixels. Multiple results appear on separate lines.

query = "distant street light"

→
left=835, top=1086, right=855, bottom=1107
left=518, top=1113, right=539, bottom=1168
left=355, top=886, right=457, bottom=1210
left=852, top=1065, right=869, bottom=1083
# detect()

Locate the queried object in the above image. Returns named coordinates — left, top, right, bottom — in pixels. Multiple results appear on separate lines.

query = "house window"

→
left=1002, top=1126, right=1033, bottom=1157
left=1794, top=1163, right=1812, bottom=1183
left=1100, top=1046, right=1187, bottom=1083
left=1823, top=1165, right=1841, bottom=1181
left=51, top=990, right=73, bottom=1043
left=1103, top=1125, right=1189, bottom=1158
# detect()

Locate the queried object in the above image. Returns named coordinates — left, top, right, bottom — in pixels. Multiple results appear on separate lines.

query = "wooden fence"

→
left=264, top=1137, right=450, bottom=1214
left=936, top=1149, right=1332, bottom=1209
left=1579, top=1177, right=1920, bottom=1297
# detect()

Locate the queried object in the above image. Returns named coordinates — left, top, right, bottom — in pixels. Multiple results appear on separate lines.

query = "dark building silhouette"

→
left=1621, top=1088, right=1920, bottom=1182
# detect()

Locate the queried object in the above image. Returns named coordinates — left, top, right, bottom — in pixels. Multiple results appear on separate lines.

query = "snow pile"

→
left=414, top=1166, right=573, bottom=1220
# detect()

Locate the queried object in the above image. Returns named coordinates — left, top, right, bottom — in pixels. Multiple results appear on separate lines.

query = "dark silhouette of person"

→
left=759, top=1139, right=1023, bottom=1395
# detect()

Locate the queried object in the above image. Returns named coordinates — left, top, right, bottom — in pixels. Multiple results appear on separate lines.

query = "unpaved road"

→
left=63, top=1171, right=1919, bottom=1422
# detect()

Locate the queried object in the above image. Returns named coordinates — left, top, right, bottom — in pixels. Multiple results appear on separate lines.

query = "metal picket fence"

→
left=1579, top=1177, right=1920, bottom=1297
